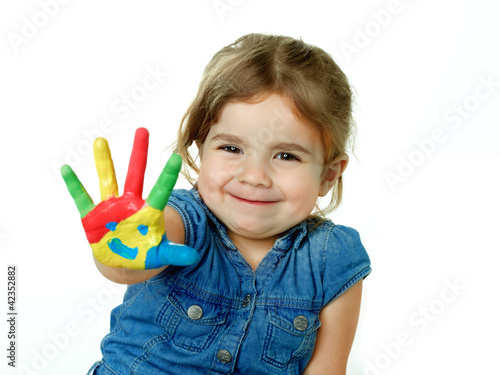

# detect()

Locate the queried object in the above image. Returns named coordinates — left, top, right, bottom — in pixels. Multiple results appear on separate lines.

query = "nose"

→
left=237, top=158, right=272, bottom=188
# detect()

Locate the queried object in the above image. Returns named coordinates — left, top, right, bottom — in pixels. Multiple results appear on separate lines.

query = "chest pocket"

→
left=156, top=283, right=230, bottom=352
left=262, top=306, right=321, bottom=369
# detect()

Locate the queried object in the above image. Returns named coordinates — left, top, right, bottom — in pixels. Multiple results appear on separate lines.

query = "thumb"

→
left=158, top=241, right=199, bottom=267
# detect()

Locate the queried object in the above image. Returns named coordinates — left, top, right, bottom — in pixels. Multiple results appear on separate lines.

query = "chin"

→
left=230, top=221, right=274, bottom=238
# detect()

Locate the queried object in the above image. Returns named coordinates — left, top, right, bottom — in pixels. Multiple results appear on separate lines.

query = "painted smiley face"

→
left=106, top=222, right=150, bottom=261
left=88, top=206, right=198, bottom=270
left=89, top=206, right=167, bottom=270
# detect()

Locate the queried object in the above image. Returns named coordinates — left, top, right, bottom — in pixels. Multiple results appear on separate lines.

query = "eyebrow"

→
left=210, top=133, right=246, bottom=145
left=210, top=133, right=311, bottom=154
left=272, top=142, right=311, bottom=155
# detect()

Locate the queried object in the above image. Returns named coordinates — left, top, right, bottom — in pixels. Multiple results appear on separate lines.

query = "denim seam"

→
left=256, top=251, right=283, bottom=294
left=327, top=265, right=372, bottom=305
left=225, top=246, right=246, bottom=288
left=262, top=321, right=277, bottom=367
left=86, top=360, right=102, bottom=375
left=167, top=201, right=194, bottom=249
left=172, top=322, right=223, bottom=353
left=170, top=274, right=240, bottom=308
left=97, top=361, right=121, bottom=375
left=194, top=190, right=228, bottom=235
left=289, top=332, right=315, bottom=368
left=256, top=299, right=322, bottom=309
left=155, top=293, right=177, bottom=329
left=269, top=307, right=320, bottom=335
left=262, top=323, right=299, bottom=368
left=211, top=220, right=237, bottom=251
left=261, top=306, right=320, bottom=369
left=129, top=333, right=173, bottom=372
left=211, top=321, right=242, bottom=373
left=168, top=289, right=230, bottom=325
left=320, top=225, right=332, bottom=293
left=102, top=283, right=146, bottom=342
left=142, top=270, right=174, bottom=285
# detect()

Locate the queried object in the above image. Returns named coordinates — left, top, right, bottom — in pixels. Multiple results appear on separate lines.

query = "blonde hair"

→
left=175, top=33, right=355, bottom=216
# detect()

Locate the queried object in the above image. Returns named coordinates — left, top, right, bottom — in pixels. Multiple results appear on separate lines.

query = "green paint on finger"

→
left=61, top=164, right=95, bottom=218
left=146, top=153, right=182, bottom=211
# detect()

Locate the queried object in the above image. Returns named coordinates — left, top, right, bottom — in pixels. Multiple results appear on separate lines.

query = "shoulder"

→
left=168, top=188, right=200, bottom=206
left=304, top=219, right=365, bottom=255
left=167, top=188, right=210, bottom=249
left=305, top=219, right=371, bottom=307
left=167, top=188, right=206, bottom=222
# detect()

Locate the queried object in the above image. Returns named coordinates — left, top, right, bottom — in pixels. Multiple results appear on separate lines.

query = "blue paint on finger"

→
left=144, top=234, right=199, bottom=269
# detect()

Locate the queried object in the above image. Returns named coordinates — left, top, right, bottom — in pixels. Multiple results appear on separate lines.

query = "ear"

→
left=319, top=153, right=349, bottom=197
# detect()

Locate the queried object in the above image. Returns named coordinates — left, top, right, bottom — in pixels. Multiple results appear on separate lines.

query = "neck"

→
left=227, top=231, right=278, bottom=271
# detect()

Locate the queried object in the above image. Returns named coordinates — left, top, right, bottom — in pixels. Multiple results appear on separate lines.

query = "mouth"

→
left=230, top=194, right=279, bottom=206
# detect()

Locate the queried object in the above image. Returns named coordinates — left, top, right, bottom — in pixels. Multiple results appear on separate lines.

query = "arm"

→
left=303, top=280, right=363, bottom=375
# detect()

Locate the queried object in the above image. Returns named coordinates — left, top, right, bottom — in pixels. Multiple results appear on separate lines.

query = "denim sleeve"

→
left=322, top=225, right=372, bottom=306
left=167, top=189, right=208, bottom=251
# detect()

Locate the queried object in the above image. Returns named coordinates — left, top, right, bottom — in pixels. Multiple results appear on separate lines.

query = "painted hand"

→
left=61, top=127, right=199, bottom=270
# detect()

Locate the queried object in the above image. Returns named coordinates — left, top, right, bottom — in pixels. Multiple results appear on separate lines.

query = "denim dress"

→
left=88, top=189, right=371, bottom=375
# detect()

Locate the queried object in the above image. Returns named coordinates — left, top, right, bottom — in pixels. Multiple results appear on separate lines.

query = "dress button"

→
left=187, top=305, right=203, bottom=320
left=217, top=349, right=232, bottom=364
left=293, top=315, right=308, bottom=331
left=241, top=294, right=251, bottom=308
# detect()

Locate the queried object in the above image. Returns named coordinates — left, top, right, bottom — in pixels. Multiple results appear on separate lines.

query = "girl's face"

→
left=197, top=93, right=346, bottom=246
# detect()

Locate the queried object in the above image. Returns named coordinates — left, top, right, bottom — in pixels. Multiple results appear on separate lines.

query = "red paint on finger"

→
left=124, top=127, right=149, bottom=197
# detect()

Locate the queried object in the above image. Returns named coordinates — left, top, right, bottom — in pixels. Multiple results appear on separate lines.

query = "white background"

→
left=1, top=0, right=499, bottom=374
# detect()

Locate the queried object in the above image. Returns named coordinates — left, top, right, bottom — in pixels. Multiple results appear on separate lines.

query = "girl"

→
left=64, top=33, right=371, bottom=374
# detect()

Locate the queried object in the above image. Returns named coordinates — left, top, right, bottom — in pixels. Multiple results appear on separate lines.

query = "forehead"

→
left=220, top=93, right=298, bottom=126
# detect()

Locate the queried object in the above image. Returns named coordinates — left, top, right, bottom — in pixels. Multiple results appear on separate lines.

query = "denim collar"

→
left=191, top=189, right=308, bottom=253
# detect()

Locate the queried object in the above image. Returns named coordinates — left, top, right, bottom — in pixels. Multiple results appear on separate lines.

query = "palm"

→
left=61, top=128, right=199, bottom=270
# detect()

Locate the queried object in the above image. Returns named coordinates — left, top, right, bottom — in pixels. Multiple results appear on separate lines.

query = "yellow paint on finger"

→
left=90, top=206, right=165, bottom=270
left=94, top=137, right=119, bottom=201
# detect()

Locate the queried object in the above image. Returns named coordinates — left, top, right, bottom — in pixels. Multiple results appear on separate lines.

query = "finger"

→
left=144, top=236, right=199, bottom=269
left=158, top=241, right=199, bottom=267
left=124, top=127, right=149, bottom=197
left=60, top=165, right=95, bottom=218
left=146, top=153, right=182, bottom=211
left=94, top=137, right=119, bottom=201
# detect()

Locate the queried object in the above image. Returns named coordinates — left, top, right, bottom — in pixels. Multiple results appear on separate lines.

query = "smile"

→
left=230, top=194, right=278, bottom=206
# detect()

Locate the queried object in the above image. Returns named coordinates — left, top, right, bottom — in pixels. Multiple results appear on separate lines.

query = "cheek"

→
left=281, top=169, right=322, bottom=208
left=198, top=156, right=235, bottom=195
left=198, top=169, right=223, bottom=201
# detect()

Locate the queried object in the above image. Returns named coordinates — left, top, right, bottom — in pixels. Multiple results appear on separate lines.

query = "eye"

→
left=275, top=152, right=300, bottom=162
left=220, top=145, right=242, bottom=154
left=106, top=222, right=118, bottom=231
left=137, top=225, right=149, bottom=236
